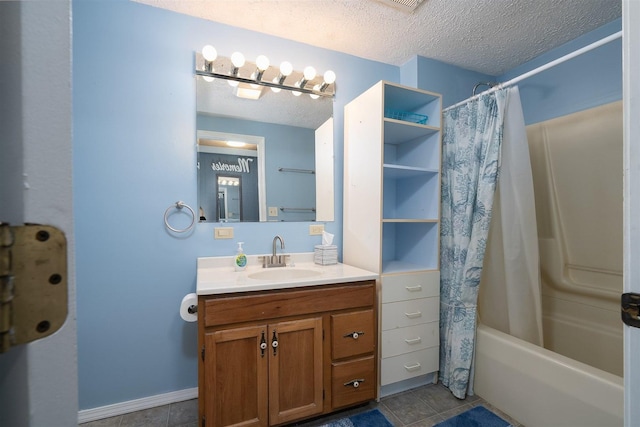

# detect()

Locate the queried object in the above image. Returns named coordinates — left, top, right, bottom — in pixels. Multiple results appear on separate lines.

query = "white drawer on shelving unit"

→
left=380, top=347, right=439, bottom=385
left=381, top=271, right=439, bottom=303
left=381, top=322, right=438, bottom=358
left=381, top=297, right=439, bottom=331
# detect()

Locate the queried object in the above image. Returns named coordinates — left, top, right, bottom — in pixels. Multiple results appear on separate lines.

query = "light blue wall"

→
left=73, top=0, right=397, bottom=410
left=402, top=55, right=495, bottom=108
left=73, top=0, right=621, bottom=411
left=497, top=18, right=622, bottom=125
left=405, top=18, right=621, bottom=120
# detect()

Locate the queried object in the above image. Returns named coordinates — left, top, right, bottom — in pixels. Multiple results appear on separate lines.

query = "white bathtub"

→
left=474, top=324, right=623, bottom=427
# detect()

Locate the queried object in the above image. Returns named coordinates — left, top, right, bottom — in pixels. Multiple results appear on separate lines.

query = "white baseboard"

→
left=77, top=387, right=198, bottom=424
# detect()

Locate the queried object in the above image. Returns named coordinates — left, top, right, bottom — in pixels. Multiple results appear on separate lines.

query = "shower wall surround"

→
left=73, top=0, right=622, bottom=414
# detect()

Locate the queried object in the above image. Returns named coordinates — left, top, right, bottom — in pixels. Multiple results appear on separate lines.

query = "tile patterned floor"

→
left=79, top=383, right=522, bottom=427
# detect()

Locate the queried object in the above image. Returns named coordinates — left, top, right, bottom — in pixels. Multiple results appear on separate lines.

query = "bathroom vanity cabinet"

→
left=197, top=280, right=377, bottom=427
left=344, top=81, right=442, bottom=394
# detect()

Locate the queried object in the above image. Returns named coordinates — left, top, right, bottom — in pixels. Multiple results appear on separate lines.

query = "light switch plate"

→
left=214, top=227, right=234, bottom=239
left=268, top=207, right=279, bottom=217
left=309, top=224, right=324, bottom=235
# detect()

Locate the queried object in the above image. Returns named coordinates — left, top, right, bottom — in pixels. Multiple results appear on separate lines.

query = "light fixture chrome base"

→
left=195, top=69, right=334, bottom=98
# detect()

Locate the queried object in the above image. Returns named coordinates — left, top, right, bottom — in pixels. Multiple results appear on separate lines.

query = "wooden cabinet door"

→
left=268, top=317, right=323, bottom=426
left=205, top=325, right=269, bottom=427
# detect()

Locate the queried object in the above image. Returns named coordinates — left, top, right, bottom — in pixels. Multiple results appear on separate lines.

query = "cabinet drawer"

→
left=331, top=356, right=376, bottom=409
left=380, top=347, right=439, bottom=386
left=331, top=309, right=374, bottom=359
left=202, top=282, right=374, bottom=327
left=381, top=272, right=439, bottom=303
left=381, top=297, right=439, bottom=331
left=381, top=322, right=438, bottom=358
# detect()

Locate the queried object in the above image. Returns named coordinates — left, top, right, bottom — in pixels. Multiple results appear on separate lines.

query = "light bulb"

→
left=271, top=77, right=282, bottom=93
left=292, top=83, right=302, bottom=96
left=323, top=70, right=336, bottom=84
left=303, top=66, right=317, bottom=81
left=310, top=84, right=320, bottom=99
left=231, top=52, right=245, bottom=68
left=202, top=45, right=217, bottom=62
left=280, top=61, right=293, bottom=76
left=249, top=72, right=260, bottom=88
left=256, top=55, right=270, bottom=71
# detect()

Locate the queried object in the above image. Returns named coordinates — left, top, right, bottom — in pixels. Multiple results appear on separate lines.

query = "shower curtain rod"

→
left=443, top=30, right=622, bottom=112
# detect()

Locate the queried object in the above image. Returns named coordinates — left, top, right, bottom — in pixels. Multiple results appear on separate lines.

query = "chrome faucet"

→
left=265, top=235, right=287, bottom=268
left=271, top=235, right=284, bottom=260
left=272, top=235, right=284, bottom=258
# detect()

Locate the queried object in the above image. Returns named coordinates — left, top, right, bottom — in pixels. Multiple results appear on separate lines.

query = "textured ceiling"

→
left=134, top=0, right=621, bottom=75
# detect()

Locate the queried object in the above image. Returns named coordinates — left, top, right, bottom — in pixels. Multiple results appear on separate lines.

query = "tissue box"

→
left=314, top=245, right=338, bottom=265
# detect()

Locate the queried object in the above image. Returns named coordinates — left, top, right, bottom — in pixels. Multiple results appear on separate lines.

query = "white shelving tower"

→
left=344, top=81, right=442, bottom=395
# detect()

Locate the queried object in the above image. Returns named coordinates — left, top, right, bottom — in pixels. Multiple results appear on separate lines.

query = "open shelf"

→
left=383, top=164, right=438, bottom=178
left=384, top=120, right=439, bottom=145
left=383, top=172, right=439, bottom=220
left=384, top=129, right=440, bottom=171
left=381, top=222, right=439, bottom=273
left=384, top=83, right=441, bottom=128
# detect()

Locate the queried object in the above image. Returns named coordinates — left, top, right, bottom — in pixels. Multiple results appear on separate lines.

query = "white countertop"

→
left=197, top=252, right=378, bottom=295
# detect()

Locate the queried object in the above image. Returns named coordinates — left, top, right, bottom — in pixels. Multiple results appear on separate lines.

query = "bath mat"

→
left=435, top=405, right=511, bottom=427
left=320, top=408, right=393, bottom=427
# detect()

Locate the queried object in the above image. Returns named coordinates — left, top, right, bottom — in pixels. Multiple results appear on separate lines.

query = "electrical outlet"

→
left=214, top=227, right=234, bottom=239
left=309, top=224, right=324, bottom=235
left=268, top=207, right=279, bottom=217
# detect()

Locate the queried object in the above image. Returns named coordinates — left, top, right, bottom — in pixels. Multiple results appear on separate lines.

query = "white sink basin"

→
left=248, top=268, right=322, bottom=281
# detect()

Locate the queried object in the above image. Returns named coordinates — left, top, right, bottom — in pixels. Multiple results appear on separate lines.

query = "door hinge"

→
left=622, top=293, right=640, bottom=328
left=201, top=346, right=205, bottom=361
left=201, top=415, right=205, bottom=427
left=0, top=223, right=68, bottom=354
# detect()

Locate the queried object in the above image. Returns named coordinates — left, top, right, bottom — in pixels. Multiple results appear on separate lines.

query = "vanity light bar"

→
left=196, top=45, right=336, bottom=98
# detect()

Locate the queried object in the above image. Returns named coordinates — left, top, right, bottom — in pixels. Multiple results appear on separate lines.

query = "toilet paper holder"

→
left=187, top=305, right=197, bottom=314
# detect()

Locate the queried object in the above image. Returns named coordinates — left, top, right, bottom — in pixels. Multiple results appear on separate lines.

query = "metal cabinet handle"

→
left=271, top=330, right=278, bottom=356
left=343, top=331, right=365, bottom=340
left=404, top=311, right=422, bottom=319
left=260, top=331, right=267, bottom=357
left=343, top=378, right=365, bottom=388
left=403, top=362, right=421, bottom=372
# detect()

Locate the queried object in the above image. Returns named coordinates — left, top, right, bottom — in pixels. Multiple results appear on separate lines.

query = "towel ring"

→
left=164, top=201, right=195, bottom=233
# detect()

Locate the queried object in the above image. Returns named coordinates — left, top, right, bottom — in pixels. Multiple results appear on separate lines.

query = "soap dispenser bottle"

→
left=234, top=242, right=247, bottom=272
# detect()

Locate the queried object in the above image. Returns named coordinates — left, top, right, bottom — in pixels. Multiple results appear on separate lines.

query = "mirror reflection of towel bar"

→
left=278, top=167, right=315, bottom=174
left=280, top=207, right=316, bottom=212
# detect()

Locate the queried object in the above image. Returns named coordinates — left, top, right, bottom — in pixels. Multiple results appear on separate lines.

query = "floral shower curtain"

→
left=439, top=89, right=507, bottom=399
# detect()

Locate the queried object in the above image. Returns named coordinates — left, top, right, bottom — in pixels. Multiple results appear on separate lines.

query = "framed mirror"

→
left=196, top=69, right=334, bottom=223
